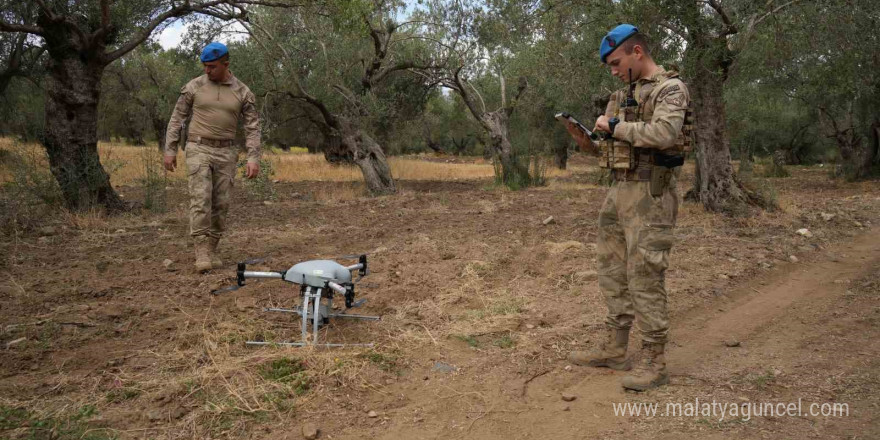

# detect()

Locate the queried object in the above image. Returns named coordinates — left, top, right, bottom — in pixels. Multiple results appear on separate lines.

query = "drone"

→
left=213, top=255, right=380, bottom=347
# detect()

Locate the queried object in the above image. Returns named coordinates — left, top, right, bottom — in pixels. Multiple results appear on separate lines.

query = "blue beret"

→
left=200, top=42, right=228, bottom=63
left=600, top=24, right=639, bottom=63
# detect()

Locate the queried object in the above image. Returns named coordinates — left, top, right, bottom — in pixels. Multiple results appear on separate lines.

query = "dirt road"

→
left=332, top=227, right=880, bottom=440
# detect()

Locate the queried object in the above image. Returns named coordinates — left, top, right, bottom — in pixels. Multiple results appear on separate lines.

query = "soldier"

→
left=561, top=25, right=693, bottom=391
left=163, top=42, right=262, bottom=272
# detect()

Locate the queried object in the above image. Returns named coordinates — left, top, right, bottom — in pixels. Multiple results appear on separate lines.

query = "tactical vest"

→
left=598, top=71, right=695, bottom=170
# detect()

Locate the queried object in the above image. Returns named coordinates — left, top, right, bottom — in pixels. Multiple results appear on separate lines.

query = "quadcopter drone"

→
left=214, top=255, right=380, bottom=347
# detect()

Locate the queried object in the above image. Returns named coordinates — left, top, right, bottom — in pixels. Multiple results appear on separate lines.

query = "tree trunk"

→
left=837, top=135, right=874, bottom=179
left=691, top=70, right=747, bottom=211
left=823, top=110, right=875, bottom=179
left=483, top=111, right=528, bottom=184
left=422, top=122, right=444, bottom=154
left=872, top=121, right=880, bottom=165
left=552, top=129, right=568, bottom=170
left=686, top=38, right=771, bottom=213
left=554, top=141, right=568, bottom=170
left=43, top=52, right=125, bottom=211
left=153, top=115, right=167, bottom=153
left=125, top=109, right=145, bottom=146
left=323, top=117, right=396, bottom=195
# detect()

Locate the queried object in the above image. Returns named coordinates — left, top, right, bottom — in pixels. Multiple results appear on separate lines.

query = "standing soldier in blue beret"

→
left=561, top=25, right=694, bottom=391
left=163, top=42, right=262, bottom=273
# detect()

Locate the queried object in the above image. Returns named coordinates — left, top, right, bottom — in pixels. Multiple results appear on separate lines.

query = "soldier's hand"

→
left=595, top=115, right=611, bottom=133
left=246, top=162, right=260, bottom=179
left=163, top=155, right=177, bottom=172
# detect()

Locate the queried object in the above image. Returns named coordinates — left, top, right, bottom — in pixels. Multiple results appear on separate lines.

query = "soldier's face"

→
left=203, top=59, right=230, bottom=82
left=606, top=47, right=644, bottom=82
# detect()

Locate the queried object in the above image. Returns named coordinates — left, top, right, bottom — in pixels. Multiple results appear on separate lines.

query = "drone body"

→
left=218, top=254, right=378, bottom=347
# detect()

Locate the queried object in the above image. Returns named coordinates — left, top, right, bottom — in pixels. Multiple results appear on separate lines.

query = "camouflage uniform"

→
left=164, top=73, right=261, bottom=240
left=570, top=66, right=692, bottom=389
left=597, top=66, right=691, bottom=344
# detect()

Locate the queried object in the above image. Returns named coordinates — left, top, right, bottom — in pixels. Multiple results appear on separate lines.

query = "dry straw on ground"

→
left=0, top=139, right=587, bottom=187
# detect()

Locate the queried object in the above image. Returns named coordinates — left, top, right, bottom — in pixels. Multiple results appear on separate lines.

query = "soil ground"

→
left=1, top=155, right=879, bottom=439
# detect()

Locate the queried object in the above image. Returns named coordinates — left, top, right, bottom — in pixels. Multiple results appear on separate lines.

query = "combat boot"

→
left=207, top=237, right=223, bottom=269
left=621, top=342, right=668, bottom=391
left=568, top=327, right=631, bottom=371
left=193, top=236, right=212, bottom=273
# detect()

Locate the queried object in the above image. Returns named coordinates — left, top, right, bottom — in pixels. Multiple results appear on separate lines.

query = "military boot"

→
left=621, top=342, right=668, bottom=391
left=568, top=327, right=631, bottom=371
left=193, top=236, right=213, bottom=273
left=207, top=237, right=223, bottom=269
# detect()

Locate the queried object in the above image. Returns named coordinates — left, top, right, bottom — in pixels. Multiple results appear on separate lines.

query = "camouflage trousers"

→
left=596, top=172, right=679, bottom=344
left=185, top=142, right=237, bottom=239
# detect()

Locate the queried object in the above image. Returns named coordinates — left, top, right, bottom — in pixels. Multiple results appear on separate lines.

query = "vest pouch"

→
left=650, top=166, right=672, bottom=197
left=599, top=139, right=636, bottom=169
left=677, top=103, right=696, bottom=153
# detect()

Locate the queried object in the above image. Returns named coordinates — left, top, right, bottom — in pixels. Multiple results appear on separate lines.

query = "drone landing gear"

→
left=245, top=285, right=380, bottom=348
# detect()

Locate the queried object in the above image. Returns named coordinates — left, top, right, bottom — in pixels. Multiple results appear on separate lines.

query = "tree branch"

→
left=372, top=61, right=432, bottom=85
left=32, top=0, right=56, bottom=19
left=243, top=17, right=336, bottom=129
left=445, top=66, right=480, bottom=121
left=100, top=0, right=111, bottom=30
left=706, top=0, right=738, bottom=36
left=504, top=77, right=528, bottom=117
left=0, top=20, right=44, bottom=36
left=752, top=0, right=801, bottom=28
left=103, top=0, right=247, bottom=64
left=742, top=0, right=802, bottom=44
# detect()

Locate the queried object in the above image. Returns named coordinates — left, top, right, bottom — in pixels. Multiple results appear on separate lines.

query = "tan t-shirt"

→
left=164, top=73, right=261, bottom=163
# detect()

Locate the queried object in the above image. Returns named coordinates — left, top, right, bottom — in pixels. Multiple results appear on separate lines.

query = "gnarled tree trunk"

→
left=43, top=50, right=124, bottom=211
left=323, top=117, right=396, bottom=195
left=821, top=108, right=877, bottom=179
left=686, top=36, right=771, bottom=213
left=483, top=110, right=528, bottom=185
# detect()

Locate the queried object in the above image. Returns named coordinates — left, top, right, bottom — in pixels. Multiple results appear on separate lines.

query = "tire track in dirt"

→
left=336, top=227, right=880, bottom=440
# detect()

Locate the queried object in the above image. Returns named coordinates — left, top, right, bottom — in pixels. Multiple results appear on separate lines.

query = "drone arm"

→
left=344, top=255, right=369, bottom=276
left=243, top=271, right=285, bottom=280
left=326, top=281, right=348, bottom=295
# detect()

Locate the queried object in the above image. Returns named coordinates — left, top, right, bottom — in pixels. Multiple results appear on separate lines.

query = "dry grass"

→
left=0, top=138, right=584, bottom=188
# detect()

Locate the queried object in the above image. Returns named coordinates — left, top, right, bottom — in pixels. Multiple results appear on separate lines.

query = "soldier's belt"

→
left=612, top=168, right=653, bottom=181
left=193, top=136, right=234, bottom=148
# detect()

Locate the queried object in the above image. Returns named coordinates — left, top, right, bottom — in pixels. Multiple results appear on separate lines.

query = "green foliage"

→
left=99, top=44, right=200, bottom=145
left=492, top=154, right=547, bottom=191
left=258, top=357, right=310, bottom=395
left=137, top=148, right=168, bottom=212
left=740, top=175, right=778, bottom=209
left=760, top=161, right=791, bottom=178
left=105, top=387, right=142, bottom=403
left=0, top=405, right=29, bottom=430
left=492, top=333, right=516, bottom=349
left=0, top=143, right=61, bottom=206
left=0, top=78, right=44, bottom=141
left=237, top=157, right=276, bottom=201
left=0, top=404, right=116, bottom=440
left=453, top=334, right=480, bottom=348
left=360, top=350, right=401, bottom=373
left=0, top=142, right=61, bottom=231
left=2, top=0, right=877, bottom=202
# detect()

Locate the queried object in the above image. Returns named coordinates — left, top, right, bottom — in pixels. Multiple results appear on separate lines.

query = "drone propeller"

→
left=211, top=283, right=242, bottom=295
left=335, top=253, right=368, bottom=260
left=242, top=257, right=267, bottom=265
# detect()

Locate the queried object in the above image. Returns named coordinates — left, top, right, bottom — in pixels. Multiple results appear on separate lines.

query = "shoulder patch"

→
left=666, top=95, right=685, bottom=107
left=657, top=84, right=681, bottom=101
